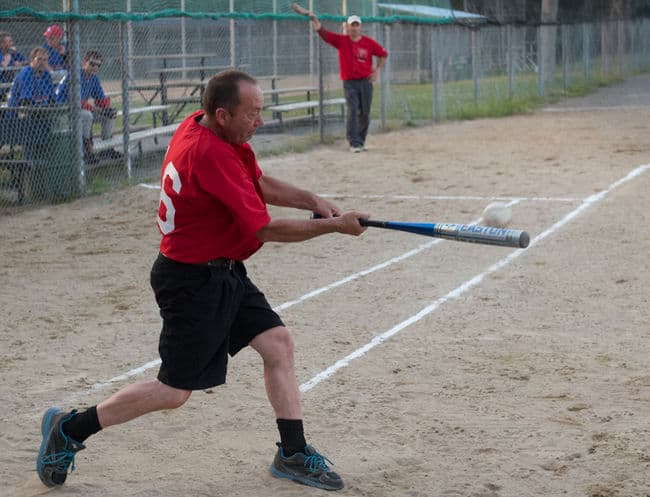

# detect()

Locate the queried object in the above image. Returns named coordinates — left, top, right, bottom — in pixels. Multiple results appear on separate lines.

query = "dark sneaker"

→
left=107, top=149, right=124, bottom=160
left=97, top=149, right=123, bottom=160
left=84, top=152, right=99, bottom=165
left=36, top=407, right=85, bottom=487
left=270, top=443, right=344, bottom=491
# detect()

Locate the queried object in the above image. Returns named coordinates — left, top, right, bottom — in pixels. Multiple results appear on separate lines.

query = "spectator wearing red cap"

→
left=42, top=25, right=67, bottom=81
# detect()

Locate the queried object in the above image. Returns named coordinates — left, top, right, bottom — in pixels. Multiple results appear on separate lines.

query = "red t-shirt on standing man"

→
left=317, top=28, right=388, bottom=81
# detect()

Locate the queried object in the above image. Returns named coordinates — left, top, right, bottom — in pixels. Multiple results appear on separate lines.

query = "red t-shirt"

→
left=157, top=110, right=270, bottom=263
left=317, top=29, right=388, bottom=81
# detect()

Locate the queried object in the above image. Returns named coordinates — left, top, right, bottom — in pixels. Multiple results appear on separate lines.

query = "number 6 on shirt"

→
left=157, top=161, right=181, bottom=235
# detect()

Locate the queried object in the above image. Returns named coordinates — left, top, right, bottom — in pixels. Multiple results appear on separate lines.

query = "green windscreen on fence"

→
left=0, top=0, right=457, bottom=24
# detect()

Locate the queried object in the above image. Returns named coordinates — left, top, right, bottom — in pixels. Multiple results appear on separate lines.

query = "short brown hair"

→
left=83, top=49, right=102, bottom=62
left=203, top=70, right=257, bottom=116
left=30, top=47, right=49, bottom=60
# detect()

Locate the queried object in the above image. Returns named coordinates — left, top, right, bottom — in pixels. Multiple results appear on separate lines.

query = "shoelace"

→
left=41, top=448, right=77, bottom=473
left=303, top=450, right=334, bottom=473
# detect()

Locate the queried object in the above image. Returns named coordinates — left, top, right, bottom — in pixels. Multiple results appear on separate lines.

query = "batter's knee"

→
left=158, top=381, right=192, bottom=409
left=251, top=326, right=295, bottom=366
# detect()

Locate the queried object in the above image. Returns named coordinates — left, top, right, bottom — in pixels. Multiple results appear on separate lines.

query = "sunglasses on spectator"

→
left=88, top=61, right=101, bottom=68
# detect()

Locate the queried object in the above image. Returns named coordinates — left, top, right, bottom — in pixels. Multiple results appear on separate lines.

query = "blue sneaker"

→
left=270, top=443, right=344, bottom=491
left=36, top=407, right=85, bottom=487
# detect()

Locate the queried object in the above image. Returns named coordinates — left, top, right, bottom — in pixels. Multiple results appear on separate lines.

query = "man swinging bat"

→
left=36, top=69, right=369, bottom=493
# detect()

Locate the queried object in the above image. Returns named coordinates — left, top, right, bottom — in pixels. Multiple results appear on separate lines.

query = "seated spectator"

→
left=7, top=47, right=57, bottom=153
left=8, top=47, right=55, bottom=107
left=1, top=31, right=27, bottom=100
left=42, top=24, right=67, bottom=81
left=56, top=49, right=119, bottom=163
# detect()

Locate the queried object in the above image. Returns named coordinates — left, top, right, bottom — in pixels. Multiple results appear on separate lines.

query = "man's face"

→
left=46, top=35, right=62, bottom=46
left=348, top=21, right=362, bottom=36
left=31, top=52, right=48, bottom=72
left=221, top=81, right=264, bottom=144
left=83, top=57, right=102, bottom=75
left=1, top=35, right=12, bottom=51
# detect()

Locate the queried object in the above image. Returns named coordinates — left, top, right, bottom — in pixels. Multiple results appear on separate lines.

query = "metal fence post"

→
left=537, top=26, right=544, bottom=97
left=507, top=24, right=514, bottom=99
left=562, top=24, right=569, bottom=92
left=317, top=38, right=324, bottom=143
left=70, top=0, right=84, bottom=192
left=431, top=27, right=439, bottom=122
left=471, top=26, right=479, bottom=105
left=381, top=23, right=391, bottom=129
left=120, top=21, right=132, bottom=180
left=583, top=22, right=590, bottom=81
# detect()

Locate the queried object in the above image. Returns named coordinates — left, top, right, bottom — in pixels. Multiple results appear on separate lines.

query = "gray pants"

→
left=81, top=109, right=115, bottom=141
left=343, top=78, right=373, bottom=148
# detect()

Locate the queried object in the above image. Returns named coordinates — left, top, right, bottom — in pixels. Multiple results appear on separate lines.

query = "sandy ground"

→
left=1, top=76, right=649, bottom=497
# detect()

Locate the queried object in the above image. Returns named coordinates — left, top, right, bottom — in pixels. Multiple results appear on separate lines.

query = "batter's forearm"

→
left=257, top=218, right=339, bottom=242
left=260, top=175, right=319, bottom=210
left=256, top=211, right=368, bottom=242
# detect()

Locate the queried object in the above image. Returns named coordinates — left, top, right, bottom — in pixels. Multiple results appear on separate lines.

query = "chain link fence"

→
left=1, top=8, right=649, bottom=212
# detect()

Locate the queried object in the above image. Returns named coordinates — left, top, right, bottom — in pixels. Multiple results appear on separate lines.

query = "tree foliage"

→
left=454, top=0, right=650, bottom=23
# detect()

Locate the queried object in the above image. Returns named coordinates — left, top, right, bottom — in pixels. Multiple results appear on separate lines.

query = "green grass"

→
left=372, top=70, right=630, bottom=125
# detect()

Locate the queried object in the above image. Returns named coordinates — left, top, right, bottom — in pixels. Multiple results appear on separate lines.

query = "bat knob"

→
left=518, top=231, right=530, bottom=248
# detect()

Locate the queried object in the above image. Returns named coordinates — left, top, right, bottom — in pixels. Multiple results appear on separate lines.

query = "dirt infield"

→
left=1, top=78, right=649, bottom=497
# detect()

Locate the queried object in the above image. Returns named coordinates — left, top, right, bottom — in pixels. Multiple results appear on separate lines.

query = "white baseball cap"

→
left=347, top=15, right=362, bottom=25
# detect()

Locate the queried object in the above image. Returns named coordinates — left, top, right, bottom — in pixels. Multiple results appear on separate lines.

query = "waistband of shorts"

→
left=202, top=257, right=236, bottom=270
left=158, top=253, right=236, bottom=270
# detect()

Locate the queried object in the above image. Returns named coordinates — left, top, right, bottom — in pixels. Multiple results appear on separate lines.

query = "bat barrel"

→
left=435, top=223, right=529, bottom=248
left=360, top=219, right=529, bottom=248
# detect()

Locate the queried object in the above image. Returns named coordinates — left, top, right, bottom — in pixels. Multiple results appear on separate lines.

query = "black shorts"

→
left=150, top=253, right=284, bottom=390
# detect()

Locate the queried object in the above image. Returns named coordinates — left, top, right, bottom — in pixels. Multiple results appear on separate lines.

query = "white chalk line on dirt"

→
left=65, top=167, right=646, bottom=404
left=299, top=164, right=649, bottom=392
left=542, top=104, right=650, bottom=113
left=139, top=183, right=579, bottom=202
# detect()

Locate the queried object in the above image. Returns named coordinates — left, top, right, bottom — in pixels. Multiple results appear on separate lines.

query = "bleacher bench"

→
left=265, top=98, right=345, bottom=129
left=116, top=104, right=171, bottom=129
left=262, top=86, right=317, bottom=105
left=116, top=104, right=170, bottom=119
left=94, top=123, right=179, bottom=155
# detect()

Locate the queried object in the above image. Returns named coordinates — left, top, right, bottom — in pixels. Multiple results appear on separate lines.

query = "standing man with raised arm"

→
left=308, top=12, right=388, bottom=152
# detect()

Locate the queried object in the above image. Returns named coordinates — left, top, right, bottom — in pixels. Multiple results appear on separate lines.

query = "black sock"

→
left=62, top=406, right=102, bottom=443
left=276, top=418, right=306, bottom=457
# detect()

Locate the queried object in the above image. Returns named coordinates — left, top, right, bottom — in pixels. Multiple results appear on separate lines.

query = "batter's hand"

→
left=335, top=211, right=370, bottom=236
left=311, top=197, right=342, bottom=218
